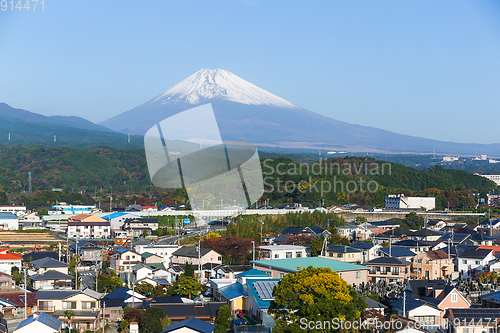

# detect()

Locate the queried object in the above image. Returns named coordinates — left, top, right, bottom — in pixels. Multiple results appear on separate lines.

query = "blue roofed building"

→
left=0, top=212, right=18, bottom=230
left=320, top=245, right=363, bottom=264
left=380, top=246, right=417, bottom=261
left=246, top=278, right=280, bottom=327
left=14, top=312, right=62, bottom=333
left=252, top=257, right=369, bottom=285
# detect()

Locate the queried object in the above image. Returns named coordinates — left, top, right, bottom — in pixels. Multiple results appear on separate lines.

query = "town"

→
left=0, top=191, right=498, bottom=333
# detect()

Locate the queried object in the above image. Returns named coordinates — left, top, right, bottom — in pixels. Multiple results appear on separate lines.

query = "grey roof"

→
left=351, top=242, right=376, bottom=250
left=458, top=248, right=493, bottom=259
left=81, top=288, right=103, bottom=300
left=381, top=228, right=414, bottom=237
left=391, top=296, right=438, bottom=312
left=173, top=246, right=216, bottom=258
left=413, top=228, right=441, bottom=237
left=326, top=245, right=361, bottom=253
left=30, top=270, right=73, bottom=281
left=162, top=317, right=215, bottom=333
left=364, top=296, right=388, bottom=309
left=392, top=240, right=429, bottom=247
left=15, top=312, right=62, bottom=331
left=36, top=290, right=80, bottom=300
left=380, top=246, right=417, bottom=258
left=365, top=257, right=411, bottom=266
left=31, top=257, right=69, bottom=269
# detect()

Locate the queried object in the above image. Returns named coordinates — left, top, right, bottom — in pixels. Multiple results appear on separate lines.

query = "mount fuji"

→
left=100, top=69, right=500, bottom=155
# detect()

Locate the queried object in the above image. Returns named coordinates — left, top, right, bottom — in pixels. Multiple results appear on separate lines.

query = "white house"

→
left=0, top=213, right=18, bottom=230
left=14, top=312, right=62, bottom=333
left=0, top=252, right=23, bottom=275
left=458, top=249, right=495, bottom=277
left=133, top=244, right=181, bottom=267
left=258, top=245, right=310, bottom=260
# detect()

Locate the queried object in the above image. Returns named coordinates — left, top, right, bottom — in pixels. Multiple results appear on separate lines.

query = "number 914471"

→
left=1, top=0, right=44, bottom=11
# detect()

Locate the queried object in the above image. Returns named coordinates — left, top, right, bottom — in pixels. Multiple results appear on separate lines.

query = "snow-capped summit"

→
left=151, top=69, right=299, bottom=109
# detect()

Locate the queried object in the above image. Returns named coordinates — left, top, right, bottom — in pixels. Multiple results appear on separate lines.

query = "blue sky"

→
left=0, top=0, right=499, bottom=144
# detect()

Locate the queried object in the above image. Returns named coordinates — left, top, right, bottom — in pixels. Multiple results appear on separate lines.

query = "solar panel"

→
left=253, top=281, right=278, bottom=300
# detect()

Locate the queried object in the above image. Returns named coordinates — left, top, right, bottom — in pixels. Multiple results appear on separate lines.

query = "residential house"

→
left=458, top=248, right=495, bottom=277
left=412, top=228, right=442, bottom=241
left=141, top=252, right=163, bottom=265
left=426, top=219, right=447, bottom=230
left=351, top=242, right=382, bottom=263
left=372, top=228, right=415, bottom=245
left=364, top=257, right=411, bottom=283
left=69, top=241, right=103, bottom=266
left=281, top=226, right=330, bottom=237
left=437, top=233, right=474, bottom=246
left=336, top=225, right=371, bottom=242
left=0, top=213, right=19, bottom=230
left=247, top=278, right=280, bottom=327
left=0, top=252, right=22, bottom=275
left=252, top=257, right=369, bottom=285
left=391, top=240, right=430, bottom=253
left=475, top=218, right=500, bottom=236
left=258, top=245, right=310, bottom=260
left=161, top=317, right=215, bottom=333
left=391, top=295, right=442, bottom=330
left=412, top=250, right=454, bottom=279
left=67, top=215, right=111, bottom=239
left=22, top=252, right=60, bottom=263
left=30, top=270, right=73, bottom=290
left=479, top=290, right=500, bottom=307
left=109, top=249, right=142, bottom=274
left=152, top=302, right=224, bottom=323
left=0, top=272, right=15, bottom=290
left=14, top=312, right=62, bottom=333
left=122, top=218, right=159, bottom=237
left=214, top=265, right=252, bottom=279
left=0, top=292, right=37, bottom=317
left=30, top=257, right=69, bottom=275
left=364, top=221, right=399, bottom=230
left=36, top=288, right=103, bottom=331
left=444, top=308, right=500, bottom=333
left=380, top=246, right=417, bottom=262
left=134, top=244, right=181, bottom=267
left=20, top=212, right=45, bottom=229
left=364, top=296, right=387, bottom=315
left=101, top=287, right=146, bottom=317
left=406, top=280, right=470, bottom=325
left=320, top=245, right=362, bottom=263
left=171, top=247, right=222, bottom=267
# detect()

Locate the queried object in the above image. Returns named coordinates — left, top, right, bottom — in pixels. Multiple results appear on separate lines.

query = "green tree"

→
left=97, top=274, right=123, bottom=293
left=175, top=276, right=202, bottom=299
left=64, top=310, right=75, bottom=330
left=269, top=266, right=367, bottom=333
left=184, top=262, right=195, bottom=278
left=140, top=307, right=164, bottom=333
left=214, top=305, right=230, bottom=333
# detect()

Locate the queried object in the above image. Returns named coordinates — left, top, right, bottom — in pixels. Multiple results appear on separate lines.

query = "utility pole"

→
left=101, top=301, right=105, bottom=333
left=251, top=241, right=255, bottom=268
left=75, top=237, right=79, bottom=290
left=260, top=222, right=264, bottom=245
left=24, top=266, right=27, bottom=319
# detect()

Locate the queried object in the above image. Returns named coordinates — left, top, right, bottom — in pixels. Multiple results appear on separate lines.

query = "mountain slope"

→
left=0, top=103, right=113, bottom=132
left=100, top=69, right=500, bottom=156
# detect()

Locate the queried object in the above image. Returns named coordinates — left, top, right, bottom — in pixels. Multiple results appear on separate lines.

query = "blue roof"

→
left=380, top=246, right=417, bottom=258
left=392, top=240, right=429, bottom=247
left=391, top=295, right=439, bottom=311
left=0, top=213, right=17, bottom=219
left=103, top=286, right=132, bottom=300
left=237, top=269, right=269, bottom=278
left=101, top=212, right=139, bottom=220
left=16, top=312, right=62, bottom=331
left=218, top=283, right=248, bottom=300
left=246, top=278, right=280, bottom=310
left=162, top=317, right=215, bottom=333
left=351, top=242, right=376, bottom=250
left=0, top=297, right=19, bottom=307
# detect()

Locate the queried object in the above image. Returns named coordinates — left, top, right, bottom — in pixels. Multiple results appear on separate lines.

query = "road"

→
left=156, top=226, right=226, bottom=245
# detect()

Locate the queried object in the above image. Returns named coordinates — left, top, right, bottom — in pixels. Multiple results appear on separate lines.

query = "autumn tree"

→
left=269, top=266, right=367, bottom=333
left=201, top=236, right=254, bottom=264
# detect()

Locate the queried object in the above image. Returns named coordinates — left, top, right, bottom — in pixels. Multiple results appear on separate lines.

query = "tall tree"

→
left=214, top=305, right=230, bottom=333
left=269, top=266, right=367, bottom=333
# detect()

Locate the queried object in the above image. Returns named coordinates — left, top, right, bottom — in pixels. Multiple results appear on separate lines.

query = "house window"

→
left=415, top=316, right=435, bottom=325
left=279, top=273, right=285, bottom=278
left=329, top=252, right=333, bottom=257
left=462, top=260, right=467, bottom=264
left=463, top=328, right=473, bottom=333
left=274, top=254, right=279, bottom=259
left=451, top=293, right=457, bottom=302
left=82, top=301, right=96, bottom=309
left=425, top=260, right=429, bottom=265
left=356, top=271, right=361, bottom=279
left=475, top=260, right=481, bottom=265
left=286, top=252, right=292, bottom=258
left=296, top=252, right=302, bottom=258
left=391, top=267, right=400, bottom=275
left=39, top=301, right=53, bottom=311
left=380, top=267, right=387, bottom=274
left=63, top=301, right=77, bottom=309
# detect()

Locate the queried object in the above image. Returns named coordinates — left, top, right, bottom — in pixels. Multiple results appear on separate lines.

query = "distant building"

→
left=258, top=245, right=310, bottom=260
left=480, top=175, right=500, bottom=186
left=0, top=252, right=22, bottom=274
left=0, top=206, right=26, bottom=217
left=0, top=213, right=18, bottom=230
left=49, top=203, right=96, bottom=215
left=385, top=194, right=435, bottom=210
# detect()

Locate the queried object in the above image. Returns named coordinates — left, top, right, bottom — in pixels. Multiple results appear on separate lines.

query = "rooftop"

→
left=252, top=257, right=369, bottom=273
